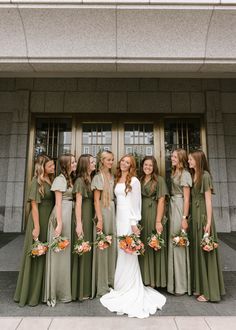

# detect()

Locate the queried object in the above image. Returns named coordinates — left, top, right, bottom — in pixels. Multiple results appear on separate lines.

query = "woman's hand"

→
left=54, top=223, right=62, bottom=237
left=32, top=226, right=40, bottom=240
left=131, top=225, right=140, bottom=236
left=156, top=222, right=163, bottom=234
left=96, top=220, right=103, bottom=232
left=76, top=222, right=84, bottom=237
left=181, top=219, right=188, bottom=231
left=204, top=223, right=211, bottom=235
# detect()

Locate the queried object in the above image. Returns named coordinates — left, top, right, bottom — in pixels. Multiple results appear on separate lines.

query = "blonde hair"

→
left=115, top=154, right=137, bottom=195
left=172, top=148, right=189, bottom=177
left=34, top=154, right=54, bottom=197
left=99, top=150, right=114, bottom=208
left=59, top=154, right=75, bottom=188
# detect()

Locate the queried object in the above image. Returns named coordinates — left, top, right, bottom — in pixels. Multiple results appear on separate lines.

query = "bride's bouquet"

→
left=49, top=236, right=70, bottom=253
left=73, top=236, right=91, bottom=256
left=94, top=231, right=113, bottom=250
left=118, top=233, right=145, bottom=256
left=147, top=230, right=165, bottom=251
left=172, top=229, right=189, bottom=247
left=29, top=239, right=49, bottom=257
left=200, top=233, right=218, bottom=252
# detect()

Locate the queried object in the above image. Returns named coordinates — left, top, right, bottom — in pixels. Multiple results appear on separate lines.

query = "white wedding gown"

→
left=100, top=177, right=166, bottom=318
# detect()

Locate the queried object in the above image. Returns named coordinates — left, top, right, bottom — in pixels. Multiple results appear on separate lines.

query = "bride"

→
left=100, top=154, right=166, bottom=318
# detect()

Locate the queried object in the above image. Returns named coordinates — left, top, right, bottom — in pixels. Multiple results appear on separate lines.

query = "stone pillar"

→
left=206, top=91, right=231, bottom=232
left=1, top=91, right=29, bottom=232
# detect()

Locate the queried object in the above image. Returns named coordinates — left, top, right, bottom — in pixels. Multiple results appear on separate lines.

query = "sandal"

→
left=197, top=295, right=208, bottom=302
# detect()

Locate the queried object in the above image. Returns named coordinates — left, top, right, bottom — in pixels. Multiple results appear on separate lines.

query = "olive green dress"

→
left=139, top=176, right=169, bottom=288
left=190, top=171, right=225, bottom=301
left=167, top=170, right=192, bottom=295
left=91, top=173, right=117, bottom=297
left=14, top=177, right=54, bottom=307
left=43, top=174, right=73, bottom=305
left=71, top=177, right=94, bottom=301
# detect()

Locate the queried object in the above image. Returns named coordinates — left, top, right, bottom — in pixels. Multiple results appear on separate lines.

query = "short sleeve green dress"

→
left=14, top=177, right=54, bottom=306
left=43, top=174, right=73, bottom=306
left=190, top=171, right=225, bottom=301
left=71, top=177, right=94, bottom=301
left=167, top=170, right=192, bottom=295
left=91, top=173, right=117, bottom=297
left=139, top=176, right=169, bottom=288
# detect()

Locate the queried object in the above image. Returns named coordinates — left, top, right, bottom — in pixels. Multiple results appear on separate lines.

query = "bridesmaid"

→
left=43, top=154, right=77, bottom=307
left=14, top=154, right=55, bottom=306
left=139, top=156, right=169, bottom=288
left=71, top=154, right=96, bottom=301
left=188, top=150, right=225, bottom=302
left=167, top=148, right=192, bottom=296
left=91, top=150, right=117, bottom=297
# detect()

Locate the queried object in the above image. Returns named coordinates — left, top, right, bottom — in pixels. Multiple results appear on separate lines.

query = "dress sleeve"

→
left=91, top=174, right=104, bottom=191
left=51, top=175, right=67, bottom=192
left=201, top=171, right=214, bottom=194
left=28, top=177, right=41, bottom=203
left=73, top=177, right=88, bottom=198
left=156, top=176, right=169, bottom=200
left=129, top=177, right=142, bottom=226
left=180, top=170, right=192, bottom=188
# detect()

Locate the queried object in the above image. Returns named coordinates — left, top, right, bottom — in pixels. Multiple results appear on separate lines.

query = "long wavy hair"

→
left=98, top=150, right=114, bottom=208
left=189, top=150, right=211, bottom=188
left=34, top=154, right=54, bottom=197
left=140, top=156, right=159, bottom=194
left=115, top=154, right=137, bottom=195
left=59, top=154, right=75, bottom=188
left=172, top=148, right=189, bottom=177
left=76, top=154, right=94, bottom=191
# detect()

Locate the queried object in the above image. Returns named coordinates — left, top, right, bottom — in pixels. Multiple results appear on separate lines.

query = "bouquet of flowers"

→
left=49, top=236, right=70, bottom=253
left=94, top=231, right=112, bottom=250
left=73, top=236, right=91, bottom=256
left=172, top=229, right=190, bottom=247
left=29, top=239, right=49, bottom=257
left=200, top=233, right=219, bottom=252
left=147, top=230, right=165, bottom=251
left=118, top=233, right=145, bottom=256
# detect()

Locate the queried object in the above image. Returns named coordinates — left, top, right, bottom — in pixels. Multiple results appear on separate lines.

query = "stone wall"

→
left=0, top=78, right=235, bottom=232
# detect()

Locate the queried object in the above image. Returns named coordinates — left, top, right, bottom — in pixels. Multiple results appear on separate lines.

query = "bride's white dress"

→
left=100, top=177, right=166, bottom=318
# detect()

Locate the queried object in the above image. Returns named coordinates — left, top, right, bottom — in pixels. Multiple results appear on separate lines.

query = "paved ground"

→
left=0, top=233, right=235, bottom=329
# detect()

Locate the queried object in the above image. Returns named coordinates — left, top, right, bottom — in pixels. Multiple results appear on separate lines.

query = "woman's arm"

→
left=182, top=186, right=190, bottom=230
left=204, top=189, right=212, bottom=234
left=155, top=196, right=165, bottom=234
left=54, top=190, right=63, bottom=237
left=75, top=192, right=83, bottom=237
left=94, top=190, right=103, bottom=232
left=31, top=201, right=40, bottom=240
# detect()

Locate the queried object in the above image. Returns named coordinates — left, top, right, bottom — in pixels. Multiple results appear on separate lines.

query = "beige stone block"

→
left=6, top=182, right=25, bottom=208
left=45, top=92, right=64, bottom=113
left=206, top=91, right=221, bottom=123
left=175, top=317, right=209, bottom=330
left=221, top=93, right=236, bottom=113
left=228, top=182, right=236, bottom=207
left=7, top=158, right=26, bottom=182
left=140, top=78, right=158, bottom=91
left=190, top=92, right=205, bottom=113
left=0, top=159, right=8, bottom=181
left=220, top=79, right=236, bottom=92
left=159, top=79, right=201, bottom=92
left=34, top=78, right=77, bottom=91
left=230, top=207, right=236, bottom=231
left=225, top=136, right=236, bottom=158
left=18, top=317, right=52, bottom=330
left=64, top=92, right=108, bottom=113
left=226, top=159, right=236, bottom=181
left=202, top=79, right=220, bottom=91
left=214, top=182, right=229, bottom=208
left=207, top=122, right=224, bottom=135
left=3, top=207, right=23, bottom=232
left=0, top=318, right=22, bottom=330
left=16, top=78, right=34, bottom=90
left=77, top=78, right=97, bottom=91
left=207, top=134, right=226, bottom=158
left=223, top=114, right=236, bottom=135
left=0, top=92, right=18, bottom=112
left=205, top=317, right=236, bottom=330
left=11, top=122, right=28, bottom=135
left=0, top=79, right=15, bottom=91
left=20, top=8, right=116, bottom=58
left=0, top=135, right=10, bottom=157
left=0, top=113, right=12, bottom=134
left=30, top=92, right=45, bottom=113
left=108, top=92, right=127, bottom=113
left=9, top=135, right=28, bottom=158
left=128, top=92, right=171, bottom=113
left=0, top=182, right=6, bottom=205
left=171, top=92, right=190, bottom=113
left=97, top=78, right=139, bottom=91
left=213, top=207, right=231, bottom=232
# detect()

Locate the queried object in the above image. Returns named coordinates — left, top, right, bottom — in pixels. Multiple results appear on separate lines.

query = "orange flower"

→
left=125, top=236, right=133, bottom=245
left=119, top=240, right=127, bottom=249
